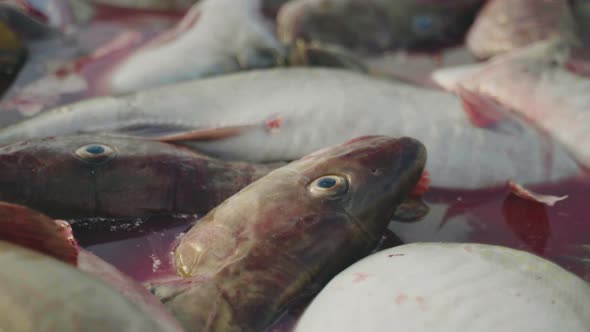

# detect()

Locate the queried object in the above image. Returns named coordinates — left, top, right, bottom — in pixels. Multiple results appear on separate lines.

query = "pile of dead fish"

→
left=0, top=0, right=589, bottom=331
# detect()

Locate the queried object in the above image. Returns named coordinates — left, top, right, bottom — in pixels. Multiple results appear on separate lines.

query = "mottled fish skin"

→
left=277, top=0, right=484, bottom=55
left=109, top=0, right=286, bottom=93
left=0, top=135, right=274, bottom=218
left=148, top=136, right=426, bottom=332
left=0, top=68, right=581, bottom=189
left=433, top=39, right=590, bottom=170
left=0, top=240, right=177, bottom=332
left=466, top=0, right=579, bottom=59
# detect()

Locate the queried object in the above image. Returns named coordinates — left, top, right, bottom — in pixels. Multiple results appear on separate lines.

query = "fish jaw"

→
left=158, top=135, right=425, bottom=331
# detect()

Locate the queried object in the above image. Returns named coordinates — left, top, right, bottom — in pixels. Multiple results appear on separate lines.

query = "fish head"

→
left=0, top=135, right=207, bottom=218
left=293, top=135, right=427, bottom=239
left=173, top=135, right=425, bottom=279
left=166, top=135, right=426, bottom=331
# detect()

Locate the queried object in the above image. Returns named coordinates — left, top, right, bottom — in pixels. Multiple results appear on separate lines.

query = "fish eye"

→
left=413, top=15, right=435, bottom=34
left=308, top=175, right=349, bottom=199
left=74, top=144, right=116, bottom=163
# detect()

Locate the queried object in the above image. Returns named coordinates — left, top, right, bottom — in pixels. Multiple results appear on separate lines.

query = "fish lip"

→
left=343, top=136, right=427, bottom=240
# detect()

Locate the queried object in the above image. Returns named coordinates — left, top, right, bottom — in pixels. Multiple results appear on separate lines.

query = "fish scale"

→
left=0, top=68, right=580, bottom=189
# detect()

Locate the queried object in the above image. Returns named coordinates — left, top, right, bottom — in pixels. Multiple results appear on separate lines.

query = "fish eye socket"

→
left=74, top=144, right=116, bottom=163
left=308, top=175, right=348, bottom=199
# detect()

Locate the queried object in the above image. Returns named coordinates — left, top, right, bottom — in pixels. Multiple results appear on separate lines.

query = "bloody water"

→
left=71, top=178, right=590, bottom=332
left=1, top=3, right=590, bottom=332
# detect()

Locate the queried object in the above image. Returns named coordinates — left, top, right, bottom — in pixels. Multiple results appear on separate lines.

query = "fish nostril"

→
left=371, top=168, right=383, bottom=176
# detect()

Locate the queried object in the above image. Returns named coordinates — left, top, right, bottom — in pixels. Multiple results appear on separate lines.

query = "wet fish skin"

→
left=0, top=200, right=186, bottom=332
left=466, top=0, right=579, bottom=59
left=0, top=68, right=580, bottom=190
left=0, top=135, right=274, bottom=218
left=432, top=39, right=590, bottom=170
left=0, top=240, right=177, bottom=332
left=149, top=135, right=426, bottom=332
left=109, top=0, right=286, bottom=93
left=277, top=0, right=484, bottom=55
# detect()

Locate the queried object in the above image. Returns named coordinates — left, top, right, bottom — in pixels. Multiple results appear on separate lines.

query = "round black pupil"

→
left=317, top=177, right=337, bottom=188
left=86, top=145, right=105, bottom=154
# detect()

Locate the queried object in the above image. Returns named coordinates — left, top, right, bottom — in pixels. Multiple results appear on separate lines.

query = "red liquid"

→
left=2, top=4, right=589, bottom=331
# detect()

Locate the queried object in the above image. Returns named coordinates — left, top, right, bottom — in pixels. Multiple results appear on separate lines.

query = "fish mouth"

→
left=342, top=136, right=427, bottom=239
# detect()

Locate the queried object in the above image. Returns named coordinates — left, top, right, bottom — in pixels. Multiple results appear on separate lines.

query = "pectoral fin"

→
left=154, top=125, right=259, bottom=142
left=108, top=123, right=259, bottom=142
left=456, top=86, right=525, bottom=135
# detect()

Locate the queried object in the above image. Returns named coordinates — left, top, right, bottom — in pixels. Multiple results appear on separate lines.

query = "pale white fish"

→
left=432, top=39, right=590, bottom=170
left=465, top=0, right=578, bottom=59
left=0, top=68, right=581, bottom=189
left=109, top=0, right=285, bottom=93
left=295, top=243, right=590, bottom=332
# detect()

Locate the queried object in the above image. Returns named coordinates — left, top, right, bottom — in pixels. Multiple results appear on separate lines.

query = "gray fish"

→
left=0, top=68, right=580, bottom=190
left=0, top=135, right=274, bottom=219
left=277, top=0, right=485, bottom=55
left=149, top=135, right=426, bottom=332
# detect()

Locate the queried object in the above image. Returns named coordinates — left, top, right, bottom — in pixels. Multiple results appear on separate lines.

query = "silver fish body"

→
left=0, top=68, right=581, bottom=189
left=433, top=39, right=590, bottom=170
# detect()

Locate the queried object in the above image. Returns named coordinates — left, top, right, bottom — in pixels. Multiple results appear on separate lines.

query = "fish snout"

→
left=343, top=136, right=426, bottom=237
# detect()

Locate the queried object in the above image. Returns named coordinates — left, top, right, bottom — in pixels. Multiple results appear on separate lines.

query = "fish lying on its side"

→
left=0, top=68, right=581, bottom=189
left=277, top=0, right=484, bottom=55
left=0, top=135, right=274, bottom=219
left=295, top=243, right=590, bottom=332
left=465, top=0, right=579, bottom=59
left=108, top=0, right=286, bottom=93
left=108, top=0, right=365, bottom=94
left=0, top=201, right=185, bottom=332
left=148, top=135, right=426, bottom=332
left=432, top=39, right=590, bottom=170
